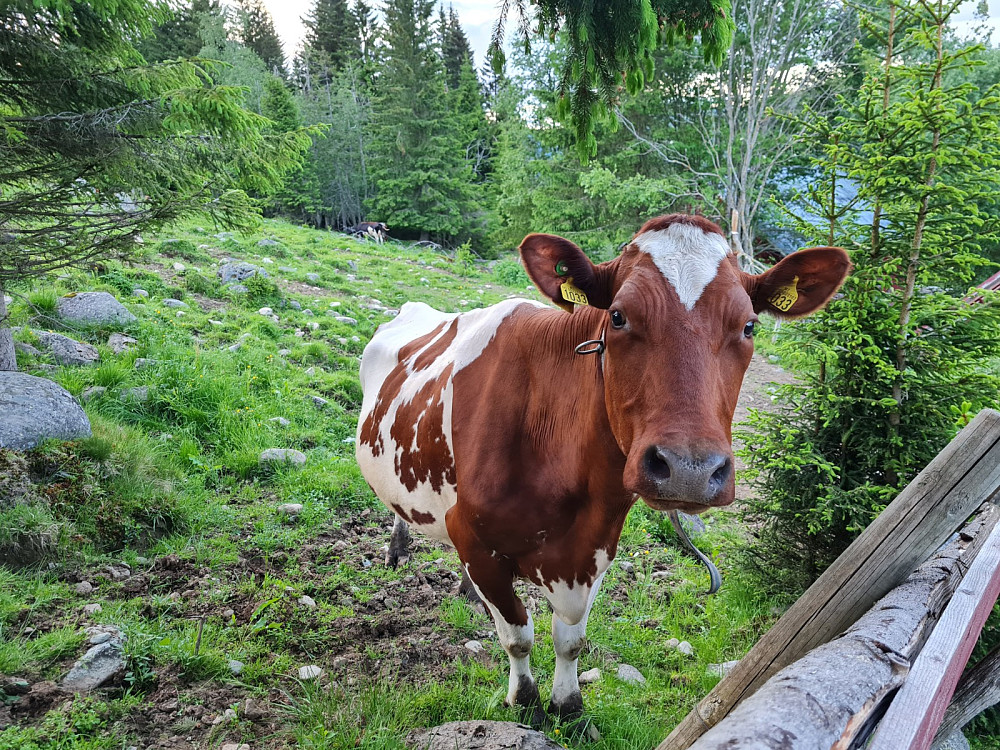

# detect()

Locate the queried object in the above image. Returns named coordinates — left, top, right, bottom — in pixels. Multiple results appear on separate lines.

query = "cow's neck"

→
left=517, top=304, right=634, bottom=532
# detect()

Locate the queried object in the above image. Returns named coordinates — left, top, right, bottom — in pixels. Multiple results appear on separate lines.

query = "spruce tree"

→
left=302, top=0, right=359, bottom=72
left=236, top=0, right=285, bottom=74
left=441, top=5, right=473, bottom=91
left=365, top=0, right=479, bottom=243
left=138, top=0, right=222, bottom=62
left=740, top=0, right=1000, bottom=590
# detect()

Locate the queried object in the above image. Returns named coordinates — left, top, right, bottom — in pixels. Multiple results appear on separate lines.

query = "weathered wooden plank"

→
left=868, top=518, right=1000, bottom=750
left=681, top=503, right=1000, bottom=750
left=659, top=408, right=1000, bottom=750
left=931, top=645, right=1000, bottom=746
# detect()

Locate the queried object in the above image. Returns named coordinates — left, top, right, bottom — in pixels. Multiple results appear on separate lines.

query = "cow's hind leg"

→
left=548, top=571, right=607, bottom=720
left=385, top=515, right=410, bottom=568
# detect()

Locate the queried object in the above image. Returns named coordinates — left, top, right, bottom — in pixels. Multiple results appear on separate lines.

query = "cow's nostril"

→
left=644, top=445, right=672, bottom=480
left=708, top=456, right=732, bottom=494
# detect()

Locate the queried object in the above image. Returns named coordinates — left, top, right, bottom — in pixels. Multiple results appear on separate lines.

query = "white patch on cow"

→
left=550, top=569, right=606, bottom=708
left=535, top=548, right=613, bottom=626
left=357, top=298, right=543, bottom=545
left=464, top=565, right=536, bottom=706
left=633, top=222, right=730, bottom=310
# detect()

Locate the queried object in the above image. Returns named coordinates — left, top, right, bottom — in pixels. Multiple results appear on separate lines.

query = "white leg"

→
left=548, top=571, right=606, bottom=717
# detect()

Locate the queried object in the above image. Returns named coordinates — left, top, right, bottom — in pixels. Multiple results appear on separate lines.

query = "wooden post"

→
left=660, top=409, right=1000, bottom=750
left=681, top=503, right=1000, bottom=750
left=868, top=518, right=1000, bottom=750
left=931, top=645, right=1000, bottom=746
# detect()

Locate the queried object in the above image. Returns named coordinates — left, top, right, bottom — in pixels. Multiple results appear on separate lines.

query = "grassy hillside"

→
left=0, top=219, right=778, bottom=750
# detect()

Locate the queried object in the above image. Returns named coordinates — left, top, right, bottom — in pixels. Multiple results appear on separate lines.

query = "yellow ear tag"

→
left=767, top=275, right=799, bottom=312
left=560, top=277, right=589, bottom=307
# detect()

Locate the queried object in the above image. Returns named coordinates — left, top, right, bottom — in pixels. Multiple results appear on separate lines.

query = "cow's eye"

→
left=743, top=320, right=756, bottom=338
left=610, top=310, right=626, bottom=329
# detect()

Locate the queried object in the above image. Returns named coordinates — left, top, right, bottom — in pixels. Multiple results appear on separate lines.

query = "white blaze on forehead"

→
left=633, top=222, right=730, bottom=311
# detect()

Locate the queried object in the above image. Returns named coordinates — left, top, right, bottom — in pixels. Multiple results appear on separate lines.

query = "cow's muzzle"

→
left=640, top=445, right=733, bottom=507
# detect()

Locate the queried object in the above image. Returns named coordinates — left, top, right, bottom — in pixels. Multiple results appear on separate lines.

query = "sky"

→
left=255, top=0, right=1000, bottom=67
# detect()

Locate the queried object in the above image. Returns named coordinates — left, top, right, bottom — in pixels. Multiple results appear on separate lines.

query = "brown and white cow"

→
left=356, top=214, right=849, bottom=722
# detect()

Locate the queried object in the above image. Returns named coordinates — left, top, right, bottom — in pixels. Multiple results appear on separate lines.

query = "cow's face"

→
left=520, top=215, right=850, bottom=513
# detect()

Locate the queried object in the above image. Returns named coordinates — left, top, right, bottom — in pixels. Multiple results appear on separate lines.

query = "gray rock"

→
left=288, top=300, right=301, bottom=310
left=82, top=603, right=102, bottom=615
left=298, top=665, right=322, bottom=680
left=406, top=721, right=562, bottom=750
left=331, top=315, right=358, bottom=326
left=464, top=640, right=484, bottom=654
left=218, top=262, right=268, bottom=284
left=107, top=333, right=137, bottom=354
left=298, top=595, right=317, bottom=608
left=62, top=638, right=126, bottom=692
left=132, top=289, right=149, bottom=298
left=89, top=632, right=111, bottom=645
left=258, top=238, right=280, bottom=247
left=278, top=266, right=296, bottom=273
left=243, top=697, right=267, bottom=720
left=616, top=664, right=646, bottom=685
left=278, top=503, right=304, bottom=516
left=56, top=292, right=137, bottom=325
left=619, top=560, right=635, bottom=576
left=311, top=396, right=328, bottom=409
left=0, top=372, right=92, bottom=449
left=578, top=667, right=601, bottom=684
left=269, top=417, right=290, bottom=428
left=707, top=660, right=739, bottom=678
left=260, top=449, right=306, bottom=468
left=305, top=273, right=321, bottom=283
left=161, top=298, right=187, bottom=309
left=277, top=349, right=291, bottom=356
left=14, top=341, right=42, bottom=357
left=133, top=358, right=159, bottom=369
left=302, top=308, right=314, bottom=316
left=32, top=331, right=99, bottom=366
left=74, top=581, right=94, bottom=595
left=172, top=262, right=185, bottom=272
left=228, top=659, right=244, bottom=676
left=227, top=284, right=249, bottom=294
left=677, top=640, right=694, bottom=656
left=347, top=260, right=358, bottom=272
left=3, top=294, right=11, bottom=307
left=121, top=386, right=150, bottom=403
left=665, top=637, right=680, bottom=650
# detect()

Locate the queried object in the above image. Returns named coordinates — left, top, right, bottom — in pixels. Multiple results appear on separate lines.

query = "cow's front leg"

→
left=547, top=571, right=607, bottom=719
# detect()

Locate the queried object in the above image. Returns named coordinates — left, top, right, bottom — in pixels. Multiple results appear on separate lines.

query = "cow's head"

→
left=519, top=215, right=850, bottom=513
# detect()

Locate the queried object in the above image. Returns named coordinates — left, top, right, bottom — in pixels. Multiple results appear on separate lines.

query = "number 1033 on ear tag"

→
left=560, top=277, right=589, bottom=306
left=767, top=275, right=799, bottom=312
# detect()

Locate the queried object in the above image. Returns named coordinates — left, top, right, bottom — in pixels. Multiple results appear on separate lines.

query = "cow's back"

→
left=357, top=298, right=538, bottom=544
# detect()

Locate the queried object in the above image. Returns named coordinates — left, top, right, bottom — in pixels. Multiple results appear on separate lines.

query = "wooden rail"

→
left=659, top=408, right=1000, bottom=749
left=868, top=518, right=1000, bottom=749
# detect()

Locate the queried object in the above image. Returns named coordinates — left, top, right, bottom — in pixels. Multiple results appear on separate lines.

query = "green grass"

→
left=0, top=217, right=781, bottom=749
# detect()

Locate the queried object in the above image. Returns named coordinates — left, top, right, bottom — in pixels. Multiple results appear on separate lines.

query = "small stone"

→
left=665, top=638, right=680, bottom=650
left=269, top=417, right=290, bottom=427
left=361, top=558, right=372, bottom=569
left=172, top=262, right=186, bottom=272
left=288, top=300, right=301, bottom=310
left=75, top=581, right=94, bottom=595
left=708, top=660, right=739, bottom=678
left=90, top=632, right=112, bottom=645
left=311, top=395, right=328, bottom=408
left=260, top=449, right=307, bottom=468
left=464, top=640, right=484, bottom=654
left=617, top=664, right=646, bottom=685
left=302, top=308, right=314, bottom=316
left=107, top=333, right=138, bottom=354
left=651, top=570, right=671, bottom=580
left=223, top=609, right=235, bottom=619
left=579, top=667, right=601, bottom=684
left=162, top=298, right=187, bottom=308
left=332, top=315, right=357, bottom=326
left=228, top=284, right=249, bottom=294
left=105, top=563, right=131, bottom=581
left=133, top=358, right=159, bottom=369
left=121, top=386, right=150, bottom=403
left=82, top=603, right=102, bottom=615
left=277, top=349, right=291, bottom=356
left=298, top=595, right=317, bottom=608
left=677, top=640, right=694, bottom=656
left=225, top=659, right=244, bottom=676
left=175, top=311, right=185, bottom=318
left=278, top=503, right=304, bottom=517
left=258, top=306, right=273, bottom=315
left=619, top=560, right=635, bottom=576
left=307, top=322, right=320, bottom=331
left=278, top=266, right=296, bottom=273
left=298, top=665, right=323, bottom=681
left=305, top=273, right=321, bottom=282
left=332, top=540, right=349, bottom=552
left=132, top=288, right=149, bottom=298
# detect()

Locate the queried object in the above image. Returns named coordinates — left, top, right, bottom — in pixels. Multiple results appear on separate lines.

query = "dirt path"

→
left=733, top=353, right=797, bottom=501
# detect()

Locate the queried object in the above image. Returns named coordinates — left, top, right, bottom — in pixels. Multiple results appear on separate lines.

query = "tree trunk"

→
left=0, top=287, right=17, bottom=371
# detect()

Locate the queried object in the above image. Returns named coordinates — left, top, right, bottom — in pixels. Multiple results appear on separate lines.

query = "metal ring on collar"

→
left=574, top=339, right=605, bottom=355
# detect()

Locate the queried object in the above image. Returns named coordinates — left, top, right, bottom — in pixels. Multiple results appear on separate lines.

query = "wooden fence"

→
left=658, top=408, right=1000, bottom=750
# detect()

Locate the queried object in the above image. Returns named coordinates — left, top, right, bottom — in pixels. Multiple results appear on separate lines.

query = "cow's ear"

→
left=747, top=246, right=851, bottom=318
left=519, top=233, right=614, bottom=312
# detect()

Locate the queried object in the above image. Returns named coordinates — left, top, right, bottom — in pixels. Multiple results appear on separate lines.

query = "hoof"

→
left=507, top=675, right=547, bottom=729
left=548, top=691, right=584, bottom=721
left=384, top=549, right=409, bottom=568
